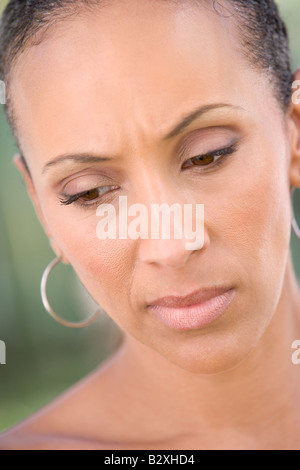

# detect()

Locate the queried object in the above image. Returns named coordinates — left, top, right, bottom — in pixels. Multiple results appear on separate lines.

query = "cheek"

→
left=77, top=240, right=134, bottom=315
left=210, top=149, right=291, bottom=305
left=46, top=212, right=135, bottom=315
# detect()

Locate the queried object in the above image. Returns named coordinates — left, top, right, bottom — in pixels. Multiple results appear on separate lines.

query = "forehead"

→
left=10, top=0, right=267, bottom=164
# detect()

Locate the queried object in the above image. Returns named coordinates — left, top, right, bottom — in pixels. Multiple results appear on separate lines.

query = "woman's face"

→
left=10, top=0, right=295, bottom=374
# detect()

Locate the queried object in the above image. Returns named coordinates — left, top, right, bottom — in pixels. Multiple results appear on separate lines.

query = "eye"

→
left=182, top=144, right=237, bottom=170
left=79, top=188, right=102, bottom=202
left=59, top=185, right=119, bottom=207
left=188, top=154, right=215, bottom=166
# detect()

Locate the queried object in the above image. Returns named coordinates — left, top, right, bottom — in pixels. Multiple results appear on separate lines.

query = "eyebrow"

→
left=163, top=103, right=241, bottom=140
left=42, top=154, right=111, bottom=174
left=42, top=103, right=241, bottom=173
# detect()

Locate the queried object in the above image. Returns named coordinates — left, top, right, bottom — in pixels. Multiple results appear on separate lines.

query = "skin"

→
left=1, top=0, right=300, bottom=449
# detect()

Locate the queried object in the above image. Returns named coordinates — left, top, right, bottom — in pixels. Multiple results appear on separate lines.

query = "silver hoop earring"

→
left=40, top=257, right=101, bottom=329
left=292, top=186, right=300, bottom=241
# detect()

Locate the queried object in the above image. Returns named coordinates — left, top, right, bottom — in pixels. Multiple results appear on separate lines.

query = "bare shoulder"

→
left=0, top=432, right=112, bottom=450
left=0, top=348, right=126, bottom=450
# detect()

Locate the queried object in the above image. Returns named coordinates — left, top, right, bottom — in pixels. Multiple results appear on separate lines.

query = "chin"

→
left=152, top=328, right=264, bottom=376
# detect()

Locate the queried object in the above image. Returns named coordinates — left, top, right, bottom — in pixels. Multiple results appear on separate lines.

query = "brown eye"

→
left=59, top=185, right=120, bottom=207
left=182, top=146, right=235, bottom=171
left=79, top=188, right=100, bottom=201
left=192, top=155, right=215, bottom=166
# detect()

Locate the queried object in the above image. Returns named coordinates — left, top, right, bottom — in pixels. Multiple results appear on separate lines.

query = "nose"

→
left=138, top=236, right=206, bottom=269
left=137, top=203, right=209, bottom=269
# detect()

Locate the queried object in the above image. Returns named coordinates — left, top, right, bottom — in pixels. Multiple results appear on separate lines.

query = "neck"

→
left=114, top=254, right=300, bottom=448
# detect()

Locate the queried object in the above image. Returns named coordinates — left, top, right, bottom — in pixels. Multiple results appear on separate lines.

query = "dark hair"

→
left=0, top=0, right=294, bottom=145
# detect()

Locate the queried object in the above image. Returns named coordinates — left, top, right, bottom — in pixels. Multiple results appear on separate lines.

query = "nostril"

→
left=138, top=237, right=198, bottom=268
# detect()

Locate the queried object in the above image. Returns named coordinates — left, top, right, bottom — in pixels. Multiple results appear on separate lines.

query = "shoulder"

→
left=0, top=430, right=118, bottom=450
left=0, top=432, right=84, bottom=450
left=0, top=347, right=126, bottom=450
left=0, top=431, right=118, bottom=450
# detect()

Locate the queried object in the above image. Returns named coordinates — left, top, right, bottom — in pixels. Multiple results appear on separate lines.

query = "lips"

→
left=147, top=286, right=235, bottom=330
left=147, top=286, right=234, bottom=308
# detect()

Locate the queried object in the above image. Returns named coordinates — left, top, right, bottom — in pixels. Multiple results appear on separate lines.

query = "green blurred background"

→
left=1, top=0, right=300, bottom=433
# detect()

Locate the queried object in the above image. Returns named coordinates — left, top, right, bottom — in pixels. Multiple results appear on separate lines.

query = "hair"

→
left=0, top=0, right=294, bottom=156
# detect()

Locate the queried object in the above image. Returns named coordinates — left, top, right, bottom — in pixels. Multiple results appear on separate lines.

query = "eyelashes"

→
left=59, top=186, right=119, bottom=207
left=59, top=143, right=238, bottom=209
left=182, top=143, right=237, bottom=170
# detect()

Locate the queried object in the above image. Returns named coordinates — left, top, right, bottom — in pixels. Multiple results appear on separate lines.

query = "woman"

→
left=0, top=0, right=300, bottom=450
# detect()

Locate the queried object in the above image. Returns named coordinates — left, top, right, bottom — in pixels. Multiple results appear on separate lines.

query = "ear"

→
left=14, top=154, right=70, bottom=264
left=289, top=68, right=300, bottom=189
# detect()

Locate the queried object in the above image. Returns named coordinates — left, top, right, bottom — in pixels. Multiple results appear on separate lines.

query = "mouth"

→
left=147, top=286, right=236, bottom=331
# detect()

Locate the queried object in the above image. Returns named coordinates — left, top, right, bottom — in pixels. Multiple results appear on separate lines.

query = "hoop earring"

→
left=292, top=186, right=300, bottom=241
left=40, top=257, right=101, bottom=329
